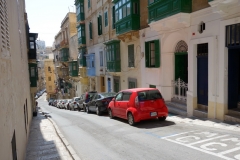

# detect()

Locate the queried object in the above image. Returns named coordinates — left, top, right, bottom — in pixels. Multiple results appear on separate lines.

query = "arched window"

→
left=175, top=40, right=188, bottom=53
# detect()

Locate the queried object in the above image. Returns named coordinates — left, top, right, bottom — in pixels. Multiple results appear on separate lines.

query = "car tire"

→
left=108, top=109, right=113, bottom=119
left=83, top=105, right=86, bottom=112
left=158, top=116, right=166, bottom=121
left=86, top=106, right=90, bottom=114
left=127, top=112, right=135, bottom=126
left=96, top=106, right=101, bottom=116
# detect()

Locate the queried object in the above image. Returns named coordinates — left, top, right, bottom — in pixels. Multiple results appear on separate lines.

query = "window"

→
left=148, top=0, right=155, bottom=4
left=112, top=6, right=116, bottom=29
left=128, top=78, right=137, bottom=89
left=31, top=67, right=35, bottom=77
left=133, top=2, right=139, bottom=14
left=98, top=15, right=102, bottom=35
left=138, top=90, right=162, bottom=101
left=92, top=61, right=94, bottom=67
left=145, top=40, right=160, bottom=68
left=115, top=92, right=123, bottom=101
left=48, top=77, right=51, bottom=81
left=48, top=66, right=51, bottom=72
left=149, top=85, right=156, bottom=88
left=122, top=92, right=132, bottom=101
left=100, top=51, right=103, bottom=66
left=0, top=0, right=10, bottom=51
left=89, top=22, right=92, bottom=39
left=88, top=0, right=90, bottom=8
left=105, top=12, right=108, bottom=27
left=128, top=44, right=134, bottom=67
left=30, top=42, right=35, bottom=49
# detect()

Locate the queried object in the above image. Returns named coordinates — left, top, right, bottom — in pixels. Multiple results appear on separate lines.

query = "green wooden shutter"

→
left=105, top=12, right=108, bottom=27
left=112, top=6, right=115, bottom=29
left=145, top=42, right=149, bottom=68
left=154, top=40, right=160, bottom=68
left=97, top=17, right=100, bottom=35
left=99, top=15, right=102, bottom=35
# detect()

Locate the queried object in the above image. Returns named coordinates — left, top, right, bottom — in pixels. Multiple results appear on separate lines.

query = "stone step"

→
left=167, top=105, right=187, bottom=116
left=225, top=114, right=240, bottom=124
left=193, top=109, right=208, bottom=119
left=171, top=98, right=187, bottom=105
left=228, top=109, right=240, bottom=117
left=166, top=101, right=187, bottom=111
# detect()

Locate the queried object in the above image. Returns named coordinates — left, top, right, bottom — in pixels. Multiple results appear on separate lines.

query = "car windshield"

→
left=75, top=98, right=80, bottom=101
left=137, top=90, right=162, bottom=101
left=101, top=92, right=116, bottom=98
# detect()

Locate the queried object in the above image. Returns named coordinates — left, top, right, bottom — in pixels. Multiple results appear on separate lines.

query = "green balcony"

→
left=148, top=0, right=192, bottom=23
left=60, top=48, right=69, bottom=62
left=104, top=40, right=121, bottom=72
left=68, top=61, right=79, bottom=77
left=75, top=0, right=85, bottom=22
left=114, top=0, right=140, bottom=35
left=78, top=47, right=87, bottom=67
left=29, top=63, right=38, bottom=87
left=77, top=24, right=86, bottom=45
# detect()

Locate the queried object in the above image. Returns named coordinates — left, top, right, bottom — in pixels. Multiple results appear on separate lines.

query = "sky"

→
left=25, top=0, right=75, bottom=47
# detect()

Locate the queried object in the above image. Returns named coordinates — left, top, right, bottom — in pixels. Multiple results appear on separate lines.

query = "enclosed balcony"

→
left=78, top=47, right=87, bottom=67
left=104, top=40, right=121, bottom=72
left=59, top=48, right=69, bottom=62
left=56, top=67, right=69, bottom=79
left=68, top=61, right=79, bottom=77
left=29, top=63, right=38, bottom=87
left=75, top=0, right=85, bottom=22
left=148, top=0, right=192, bottom=23
left=113, top=0, right=140, bottom=35
left=86, top=53, right=96, bottom=77
left=77, top=24, right=86, bottom=45
left=28, top=33, right=38, bottom=60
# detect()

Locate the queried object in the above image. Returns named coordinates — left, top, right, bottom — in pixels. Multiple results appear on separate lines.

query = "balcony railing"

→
left=172, top=78, right=188, bottom=101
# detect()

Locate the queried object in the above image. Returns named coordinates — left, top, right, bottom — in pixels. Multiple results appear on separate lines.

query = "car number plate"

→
left=150, top=112, right=157, bottom=117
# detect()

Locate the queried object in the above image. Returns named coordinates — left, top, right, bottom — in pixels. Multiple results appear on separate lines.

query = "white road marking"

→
left=188, top=135, right=229, bottom=145
left=176, top=136, right=200, bottom=143
left=164, top=138, right=235, bottom=160
left=218, top=147, right=240, bottom=155
left=200, top=142, right=228, bottom=151
left=161, top=130, right=198, bottom=139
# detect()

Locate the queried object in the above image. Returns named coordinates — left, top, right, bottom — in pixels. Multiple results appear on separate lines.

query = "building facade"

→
left=0, top=0, right=38, bottom=159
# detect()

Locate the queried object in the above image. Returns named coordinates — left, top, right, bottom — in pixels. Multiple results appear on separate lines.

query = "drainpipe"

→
left=214, top=36, right=218, bottom=119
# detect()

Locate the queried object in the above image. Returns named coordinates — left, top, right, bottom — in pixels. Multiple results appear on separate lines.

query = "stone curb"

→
left=168, top=116, right=240, bottom=132
left=41, top=111, right=81, bottom=160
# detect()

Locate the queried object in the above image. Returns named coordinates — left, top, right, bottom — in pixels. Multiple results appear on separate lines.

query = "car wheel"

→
left=158, top=116, right=166, bottom=121
left=96, top=106, right=101, bottom=116
left=83, top=105, right=86, bottom=112
left=86, top=106, right=90, bottom=114
left=108, top=109, right=113, bottom=119
left=127, top=112, right=135, bottom=126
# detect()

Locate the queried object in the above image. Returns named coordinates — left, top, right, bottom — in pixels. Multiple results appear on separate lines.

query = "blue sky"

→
left=25, top=0, right=75, bottom=46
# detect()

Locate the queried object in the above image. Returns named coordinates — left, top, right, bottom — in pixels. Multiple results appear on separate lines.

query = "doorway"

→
left=100, top=76, right=105, bottom=92
left=197, top=43, right=208, bottom=106
left=228, top=49, right=240, bottom=109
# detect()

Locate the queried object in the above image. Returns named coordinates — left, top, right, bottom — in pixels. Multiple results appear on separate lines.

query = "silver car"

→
left=69, top=97, right=80, bottom=111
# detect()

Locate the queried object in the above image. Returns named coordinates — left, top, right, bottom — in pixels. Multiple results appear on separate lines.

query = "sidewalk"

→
left=25, top=109, right=73, bottom=160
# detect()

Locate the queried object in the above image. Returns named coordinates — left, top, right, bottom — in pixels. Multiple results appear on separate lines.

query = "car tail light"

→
left=62, top=103, right=64, bottom=104
left=74, top=102, right=76, bottom=104
left=135, top=96, right=139, bottom=107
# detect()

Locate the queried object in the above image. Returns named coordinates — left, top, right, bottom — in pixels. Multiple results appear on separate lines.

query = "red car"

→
left=108, top=88, right=168, bottom=126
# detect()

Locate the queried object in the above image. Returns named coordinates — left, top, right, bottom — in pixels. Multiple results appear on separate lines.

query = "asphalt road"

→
left=38, top=94, right=240, bottom=160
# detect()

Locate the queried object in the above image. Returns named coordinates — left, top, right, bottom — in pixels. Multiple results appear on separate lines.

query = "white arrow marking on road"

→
left=195, top=131, right=218, bottom=137
left=200, top=142, right=227, bottom=151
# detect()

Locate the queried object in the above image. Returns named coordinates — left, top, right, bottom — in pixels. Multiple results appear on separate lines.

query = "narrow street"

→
left=38, top=94, right=240, bottom=160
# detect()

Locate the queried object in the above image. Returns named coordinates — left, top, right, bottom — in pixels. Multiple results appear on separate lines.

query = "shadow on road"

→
left=25, top=110, right=64, bottom=159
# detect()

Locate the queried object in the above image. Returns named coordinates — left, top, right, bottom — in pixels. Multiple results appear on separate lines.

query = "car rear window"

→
left=122, top=92, right=132, bottom=101
left=101, top=92, right=116, bottom=97
left=138, top=90, right=162, bottom=101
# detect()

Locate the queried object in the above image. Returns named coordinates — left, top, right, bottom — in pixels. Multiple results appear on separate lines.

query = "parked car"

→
left=59, top=99, right=68, bottom=109
left=108, top=88, right=168, bottom=126
left=80, top=91, right=98, bottom=111
left=85, top=92, right=116, bottom=115
left=52, top=100, right=58, bottom=107
left=64, top=99, right=72, bottom=110
left=57, top=100, right=63, bottom=108
left=48, top=98, right=55, bottom=105
left=69, top=97, right=81, bottom=111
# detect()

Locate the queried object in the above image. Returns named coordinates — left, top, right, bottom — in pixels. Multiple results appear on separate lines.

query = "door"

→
left=119, top=92, right=132, bottom=118
left=113, top=92, right=123, bottom=116
left=108, top=78, right=111, bottom=92
left=100, top=77, right=105, bottom=92
left=175, top=53, right=188, bottom=82
left=197, top=43, right=208, bottom=106
left=228, top=49, right=240, bottom=109
left=114, top=78, right=120, bottom=93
